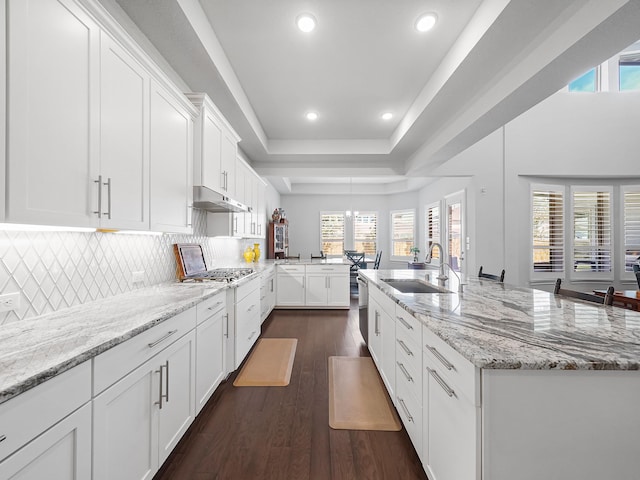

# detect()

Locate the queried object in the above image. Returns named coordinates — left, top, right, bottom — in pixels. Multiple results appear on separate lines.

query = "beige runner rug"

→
left=233, top=338, right=298, bottom=386
left=328, top=356, right=401, bottom=431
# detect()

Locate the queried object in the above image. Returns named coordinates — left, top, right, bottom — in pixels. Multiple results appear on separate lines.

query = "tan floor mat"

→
left=233, top=338, right=297, bottom=386
left=328, top=356, right=401, bottom=431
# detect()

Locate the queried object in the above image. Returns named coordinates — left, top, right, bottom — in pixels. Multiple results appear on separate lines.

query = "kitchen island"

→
left=359, top=269, right=640, bottom=480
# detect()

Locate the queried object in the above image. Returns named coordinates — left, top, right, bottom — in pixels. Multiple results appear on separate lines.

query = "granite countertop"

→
left=360, top=269, right=640, bottom=371
left=0, top=281, right=236, bottom=405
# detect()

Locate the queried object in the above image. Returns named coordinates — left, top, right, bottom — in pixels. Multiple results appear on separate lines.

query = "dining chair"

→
left=373, top=251, right=382, bottom=270
left=311, top=251, right=325, bottom=259
left=554, top=278, right=614, bottom=306
left=478, top=266, right=505, bottom=282
left=633, top=264, right=640, bottom=289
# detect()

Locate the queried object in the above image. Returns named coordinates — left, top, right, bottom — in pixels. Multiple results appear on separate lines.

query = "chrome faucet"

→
left=425, top=243, right=464, bottom=293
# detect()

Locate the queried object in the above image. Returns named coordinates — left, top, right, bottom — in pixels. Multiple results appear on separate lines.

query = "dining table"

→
left=593, top=289, right=640, bottom=310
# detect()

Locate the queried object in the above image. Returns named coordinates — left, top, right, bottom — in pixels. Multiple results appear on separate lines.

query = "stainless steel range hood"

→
left=192, top=186, right=248, bottom=213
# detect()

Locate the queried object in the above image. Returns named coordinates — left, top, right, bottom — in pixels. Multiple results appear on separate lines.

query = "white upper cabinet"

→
left=6, top=0, right=101, bottom=227
left=188, top=93, right=241, bottom=200
left=99, top=32, right=149, bottom=230
left=149, top=80, right=194, bottom=233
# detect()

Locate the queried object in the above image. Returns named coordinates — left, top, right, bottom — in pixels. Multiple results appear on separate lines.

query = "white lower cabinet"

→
left=276, top=265, right=306, bottom=307
left=93, top=323, right=196, bottom=480
left=234, top=277, right=261, bottom=368
left=305, top=265, right=350, bottom=308
left=195, top=293, right=228, bottom=415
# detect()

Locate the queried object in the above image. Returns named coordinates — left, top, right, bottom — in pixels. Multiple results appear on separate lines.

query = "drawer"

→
left=395, top=376, right=423, bottom=454
left=370, top=285, right=396, bottom=318
left=423, top=327, right=479, bottom=406
left=237, top=287, right=260, bottom=319
left=196, top=291, right=226, bottom=325
left=0, top=361, right=91, bottom=462
left=236, top=276, right=260, bottom=302
left=93, top=307, right=196, bottom=394
left=305, top=264, right=349, bottom=274
left=395, top=307, right=422, bottom=340
left=396, top=349, right=422, bottom=406
left=277, top=264, right=305, bottom=274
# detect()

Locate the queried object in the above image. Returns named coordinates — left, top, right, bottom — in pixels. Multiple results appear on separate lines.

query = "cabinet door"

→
left=327, top=274, right=350, bottom=306
left=99, top=33, right=149, bottom=230
left=426, top=366, right=478, bottom=480
left=220, top=131, right=237, bottom=197
left=93, top=359, right=158, bottom=480
left=305, top=274, right=328, bottom=306
left=7, top=0, right=100, bottom=227
left=0, top=403, right=91, bottom=480
left=201, top=109, right=223, bottom=191
left=149, top=80, right=193, bottom=233
left=368, top=299, right=383, bottom=367
left=380, top=311, right=396, bottom=398
left=195, top=309, right=226, bottom=414
left=158, top=330, right=196, bottom=464
left=276, top=274, right=305, bottom=306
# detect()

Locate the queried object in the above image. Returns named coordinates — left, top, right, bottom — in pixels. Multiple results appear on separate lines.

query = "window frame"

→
left=353, top=211, right=378, bottom=257
left=319, top=211, right=345, bottom=258
left=530, top=184, right=566, bottom=282
left=569, top=185, right=614, bottom=282
left=390, top=209, right=415, bottom=262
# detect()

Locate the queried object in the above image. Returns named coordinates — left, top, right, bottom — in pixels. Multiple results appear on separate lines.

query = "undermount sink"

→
left=381, top=279, right=452, bottom=294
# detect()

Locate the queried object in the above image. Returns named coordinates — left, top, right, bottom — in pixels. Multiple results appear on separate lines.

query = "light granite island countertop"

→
left=0, top=280, right=239, bottom=405
left=359, top=269, right=640, bottom=370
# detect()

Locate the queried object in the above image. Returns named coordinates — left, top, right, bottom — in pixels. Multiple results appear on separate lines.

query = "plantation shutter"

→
left=623, top=188, right=640, bottom=272
left=426, top=205, right=440, bottom=260
left=572, top=188, right=612, bottom=273
left=392, top=210, right=415, bottom=257
left=354, top=213, right=377, bottom=256
left=320, top=213, right=345, bottom=256
left=532, top=189, right=564, bottom=273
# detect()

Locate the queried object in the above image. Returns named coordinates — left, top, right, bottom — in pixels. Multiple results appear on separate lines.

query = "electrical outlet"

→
left=0, top=292, right=21, bottom=312
left=132, top=271, right=145, bottom=284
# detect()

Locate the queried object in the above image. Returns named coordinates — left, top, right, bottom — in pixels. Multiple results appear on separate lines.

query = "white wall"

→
left=281, top=191, right=418, bottom=268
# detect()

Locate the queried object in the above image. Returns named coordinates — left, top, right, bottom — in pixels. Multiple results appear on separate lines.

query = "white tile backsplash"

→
left=0, top=209, right=261, bottom=325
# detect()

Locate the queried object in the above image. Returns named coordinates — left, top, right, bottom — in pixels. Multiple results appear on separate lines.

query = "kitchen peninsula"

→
left=360, top=268, right=640, bottom=480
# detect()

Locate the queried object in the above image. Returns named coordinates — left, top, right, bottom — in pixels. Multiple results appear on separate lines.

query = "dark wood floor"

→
left=154, top=297, right=428, bottom=480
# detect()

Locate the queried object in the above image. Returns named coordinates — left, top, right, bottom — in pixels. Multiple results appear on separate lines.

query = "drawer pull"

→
left=397, top=397, right=414, bottom=423
left=426, top=344, right=454, bottom=371
left=247, top=304, right=256, bottom=312
left=148, top=330, right=178, bottom=348
left=428, top=368, right=456, bottom=398
left=155, top=361, right=169, bottom=409
left=396, top=316, right=414, bottom=330
left=397, top=339, right=413, bottom=356
left=0, top=434, right=6, bottom=443
left=397, top=361, right=413, bottom=383
left=207, top=301, right=223, bottom=311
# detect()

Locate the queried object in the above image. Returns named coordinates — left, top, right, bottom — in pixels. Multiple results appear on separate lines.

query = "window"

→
left=532, top=187, right=564, bottom=273
left=568, top=67, right=598, bottom=92
left=619, top=52, right=640, bottom=91
left=354, top=213, right=377, bottom=256
left=571, top=187, right=612, bottom=274
left=426, top=203, right=440, bottom=261
left=391, top=209, right=415, bottom=258
left=320, top=212, right=345, bottom=256
left=623, top=187, right=640, bottom=272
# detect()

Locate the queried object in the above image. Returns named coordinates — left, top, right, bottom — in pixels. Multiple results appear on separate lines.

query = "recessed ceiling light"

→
left=415, top=13, right=438, bottom=32
left=296, top=13, right=317, bottom=33
left=381, top=112, right=393, bottom=120
left=306, top=111, right=318, bottom=121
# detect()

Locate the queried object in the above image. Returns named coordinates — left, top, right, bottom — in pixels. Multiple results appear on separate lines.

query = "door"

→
left=327, top=274, right=350, bottom=307
left=445, top=191, right=466, bottom=276
left=305, top=274, right=328, bottom=306
left=7, top=0, right=100, bottom=227
left=100, top=33, right=149, bottom=230
left=276, top=272, right=305, bottom=306
left=149, top=80, right=193, bottom=233
left=0, top=403, right=91, bottom=480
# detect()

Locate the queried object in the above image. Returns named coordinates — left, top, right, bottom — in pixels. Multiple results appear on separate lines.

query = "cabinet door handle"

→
left=0, top=434, right=6, bottom=443
left=165, top=360, right=170, bottom=403
left=375, top=311, right=380, bottom=335
left=397, top=397, right=414, bottom=423
left=247, top=304, right=256, bottom=312
left=428, top=367, right=455, bottom=398
left=94, top=175, right=103, bottom=218
left=327, top=277, right=331, bottom=289
left=148, top=330, right=178, bottom=348
left=221, top=171, right=226, bottom=191
left=396, top=316, right=413, bottom=330
left=155, top=362, right=169, bottom=409
left=248, top=330, right=257, bottom=340
left=187, top=205, right=193, bottom=227
left=426, top=345, right=454, bottom=371
left=103, top=177, right=112, bottom=219
left=397, top=339, right=413, bottom=356
left=224, top=313, right=229, bottom=338
left=397, top=361, right=413, bottom=383
left=270, top=279, right=274, bottom=292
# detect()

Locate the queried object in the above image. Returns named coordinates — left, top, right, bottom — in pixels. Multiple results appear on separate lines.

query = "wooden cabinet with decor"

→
left=268, top=221, right=289, bottom=259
